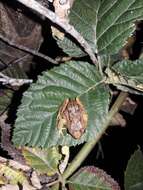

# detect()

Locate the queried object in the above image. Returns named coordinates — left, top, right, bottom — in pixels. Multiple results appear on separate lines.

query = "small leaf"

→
left=0, top=89, right=13, bottom=115
left=113, top=59, right=143, bottom=83
left=13, top=61, right=110, bottom=148
left=125, top=149, right=143, bottom=190
left=68, top=166, right=120, bottom=190
left=56, top=0, right=143, bottom=57
left=105, top=59, right=143, bottom=94
left=22, top=147, right=61, bottom=176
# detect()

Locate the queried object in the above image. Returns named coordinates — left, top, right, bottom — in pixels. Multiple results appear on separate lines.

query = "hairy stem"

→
left=62, top=92, right=128, bottom=180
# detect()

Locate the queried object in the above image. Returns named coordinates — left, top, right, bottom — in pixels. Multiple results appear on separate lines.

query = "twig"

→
left=16, top=0, right=97, bottom=64
left=0, top=72, right=33, bottom=86
left=46, top=179, right=60, bottom=187
left=0, top=119, right=25, bottom=164
left=0, top=34, right=58, bottom=65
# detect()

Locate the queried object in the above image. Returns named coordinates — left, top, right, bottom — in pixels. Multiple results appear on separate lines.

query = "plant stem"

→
left=62, top=91, right=128, bottom=180
left=46, top=179, right=60, bottom=187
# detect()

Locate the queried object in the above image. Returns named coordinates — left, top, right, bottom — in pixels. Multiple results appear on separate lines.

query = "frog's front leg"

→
left=57, top=117, right=67, bottom=137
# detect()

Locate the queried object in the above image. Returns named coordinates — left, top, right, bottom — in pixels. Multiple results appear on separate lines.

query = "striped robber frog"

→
left=57, top=98, right=88, bottom=139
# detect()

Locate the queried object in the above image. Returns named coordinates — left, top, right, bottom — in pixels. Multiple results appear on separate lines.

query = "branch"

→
left=0, top=72, right=33, bottom=86
left=0, top=34, right=58, bottom=65
left=16, top=0, right=97, bottom=64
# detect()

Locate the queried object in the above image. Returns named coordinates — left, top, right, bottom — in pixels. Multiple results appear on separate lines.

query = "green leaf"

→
left=56, top=0, right=143, bottom=57
left=105, top=59, right=143, bottom=94
left=0, top=89, right=13, bottom=115
left=23, top=147, right=61, bottom=176
left=68, top=166, right=120, bottom=190
left=113, top=59, right=143, bottom=83
left=125, top=149, right=143, bottom=190
left=126, top=183, right=143, bottom=190
left=13, top=61, right=110, bottom=148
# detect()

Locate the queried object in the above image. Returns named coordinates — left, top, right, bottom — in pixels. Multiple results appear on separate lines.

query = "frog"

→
left=57, top=98, right=88, bottom=139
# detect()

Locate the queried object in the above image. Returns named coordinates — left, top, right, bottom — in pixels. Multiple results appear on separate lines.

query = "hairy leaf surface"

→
left=13, top=61, right=109, bottom=148
left=68, top=166, right=120, bottom=190
left=56, top=0, right=143, bottom=57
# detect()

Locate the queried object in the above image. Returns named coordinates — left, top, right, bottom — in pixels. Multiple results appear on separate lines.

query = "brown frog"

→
left=57, top=98, right=88, bottom=139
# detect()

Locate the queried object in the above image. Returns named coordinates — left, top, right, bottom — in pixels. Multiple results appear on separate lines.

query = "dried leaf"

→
left=52, top=0, right=74, bottom=39
left=0, top=163, right=27, bottom=185
left=0, top=89, right=13, bottom=115
left=30, top=171, right=42, bottom=189
left=0, top=184, right=19, bottom=190
left=110, top=113, right=126, bottom=127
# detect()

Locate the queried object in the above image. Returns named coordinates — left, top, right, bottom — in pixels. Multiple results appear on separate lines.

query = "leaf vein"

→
left=97, top=0, right=136, bottom=41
